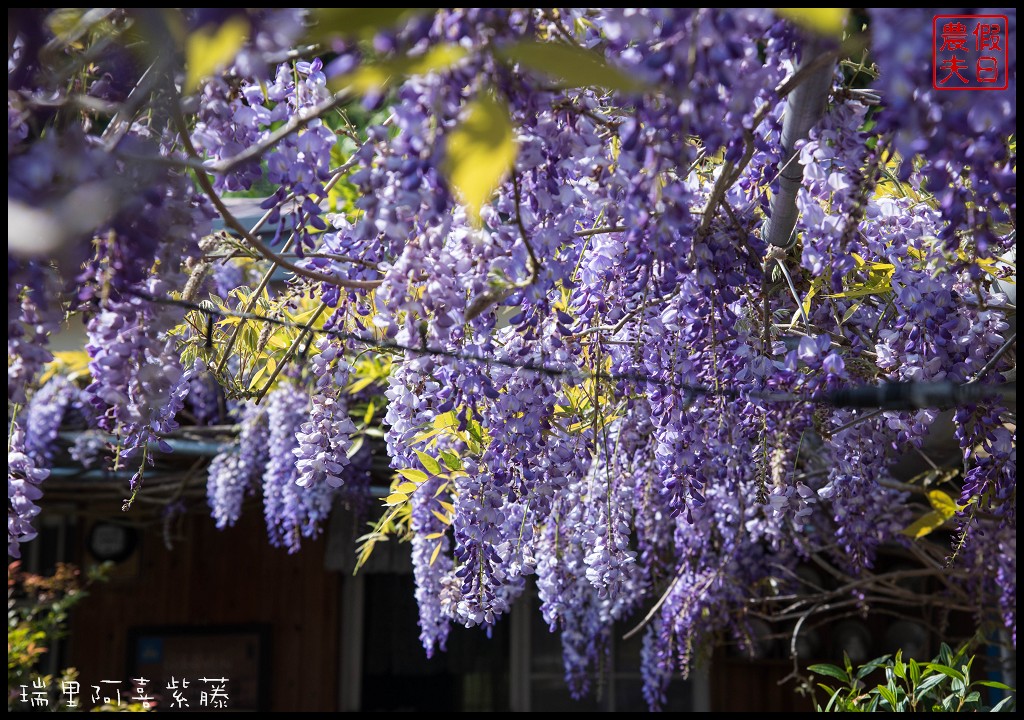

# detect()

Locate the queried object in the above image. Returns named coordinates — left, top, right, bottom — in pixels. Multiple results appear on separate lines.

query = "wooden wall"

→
left=67, top=507, right=341, bottom=712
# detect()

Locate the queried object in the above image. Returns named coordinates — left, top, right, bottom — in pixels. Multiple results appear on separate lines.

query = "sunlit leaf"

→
left=331, top=44, right=467, bottom=93
left=497, top=40, right=647, bottom=92
left=397, top=468, right=428, bottom=483
left=185, top=17, right=249, bottom=93
left=442, top=93, right=517, bottom=225
left=808, top=663, right=851, bottom=683
left=347, top=376, right=376, bottom=394
left=40, top=351, right=92, bottom=384
left=385, top=492, right=408, bottom=505
left=429, top=540, right=443, bottom=565
left=927, top=489, right=959, bottom=519
left=46, top=9, right=86, bottom=43
left=415, top=450, right=442, bottom=475
left=774, top=8, right=849, bottom=37
left=431, top=509, right=450, bottom=524
left=346, top=436, right=364, bottom=459
left=395, top=481, right=419, bottom=494
left=901, top=510, right=947, bottom=539
left=439, top=449, right=463, bottom=471
left=363, top=399, right=376, bottom=425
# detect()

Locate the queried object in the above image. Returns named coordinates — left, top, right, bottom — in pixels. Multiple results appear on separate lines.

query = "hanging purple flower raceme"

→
left=262, top=385, right=337, bottom=553
left=8, top=421, right=49, bottom=558
left=385, top=353, right=455, bottom=656
left=8, top=278, right=60, bottom=408
left=294, top=336, right=357, bottom=490
left=23, top=375, right=76, bottom=467
left=207, top=402, right=269, bottom=529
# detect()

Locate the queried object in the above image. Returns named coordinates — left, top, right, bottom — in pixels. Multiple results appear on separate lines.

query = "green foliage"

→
left=774, top=8, right=849, bottom=37
left=309, top=8, right=429, bottom=42
left=442, top=93, right=518, bottom=225
left=331, top=44, right=469, bottom=95
left=496, top=40, right=647, bottom=91
left=7, top=561, right=108, bottom=711
left=808, top=644, right=1016, bottom=712
left=184, top=16, right=250, bottom=93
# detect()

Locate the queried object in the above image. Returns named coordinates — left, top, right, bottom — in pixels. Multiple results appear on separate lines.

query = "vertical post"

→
left=762, top=39, right=836, bottom=249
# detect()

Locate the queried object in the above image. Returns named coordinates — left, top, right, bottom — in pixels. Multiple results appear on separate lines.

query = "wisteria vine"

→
left=8, top=8, right=1016, bottom=709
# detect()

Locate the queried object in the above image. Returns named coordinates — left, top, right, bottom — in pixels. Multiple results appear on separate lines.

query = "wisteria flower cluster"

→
left=8, top=8, right=1016, bottom=709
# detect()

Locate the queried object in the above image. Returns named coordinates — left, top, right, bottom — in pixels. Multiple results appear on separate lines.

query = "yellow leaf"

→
left=433, top=411, right=458, bottom=429
left=397, top=468, right=428, bottom=483
left=437, top=500, right=455, bottom=514
left=415, top=450, right=442, bottom=475
left=429, top=540, right=443, bottom=566
left=424, top=532, right=445, bottom=540
left=927, top=489, right=959, bottom=519
left=412, top=427, right=444, bottom=444
left=496, top=40, right=646, bottom=92
left=443, top=94, right=517, bottom=225
left=247, top=363, right=268, bottom=391
left=331, top=44, right=468, bottom=94
left=840, top=302, right=862, bottom=325
left=363, top=399, right=376, bottom=425
left=185, top=17, right=249, bottom=93
left=40, top=351, right=91, bottom=384
left=347, top=376, right=376, bottom=394
left=431, top=509, right=450, bottom=524
left=901, top=510, right=947, bottom=539
left=395, top=482, right=419, bottom=494
left=774, top=8, right=849, bottom=37
left=385, top=492, right=408, bottom=506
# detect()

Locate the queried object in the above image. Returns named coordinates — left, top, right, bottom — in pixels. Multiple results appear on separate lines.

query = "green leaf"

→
left=840, top=301, right=862, bottom=325
left=991, top=696, right=1016, bottom=711
left=938, top=643, right=955, bottom=666
left=397, top=468, right=428, bottom=483
left=857, top=655, right=893, bottom=679
left=346, top=435, right=364, bottom=459
left=914, top=673, right=946, bottom=701
left=894, top=654, right=906, bottom=680
left=443, top=93, right=517, bottom=226
left=909, top=658, right=921, bottom=686
left=876, top=684, right=898, bottom=709
left=439, top=449, right=463, bottom=471
left=925, top=663, right=966, bottom=684
left=309, top=8, right=428, bottom=42
left=808, top=663, right=851, bottom=684
left=974, top=680, right=1014, bottom=691
left=415, top=450, right=442, bottom=476
left=185, top=17, right=249, bottom=93
left=332, top=44, right=468, bottom=93
left=901, top=509, right=947, bottom=539
left=496, top=40, right=646, bottom=92
left=774, top=8, right=849, bottom=37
